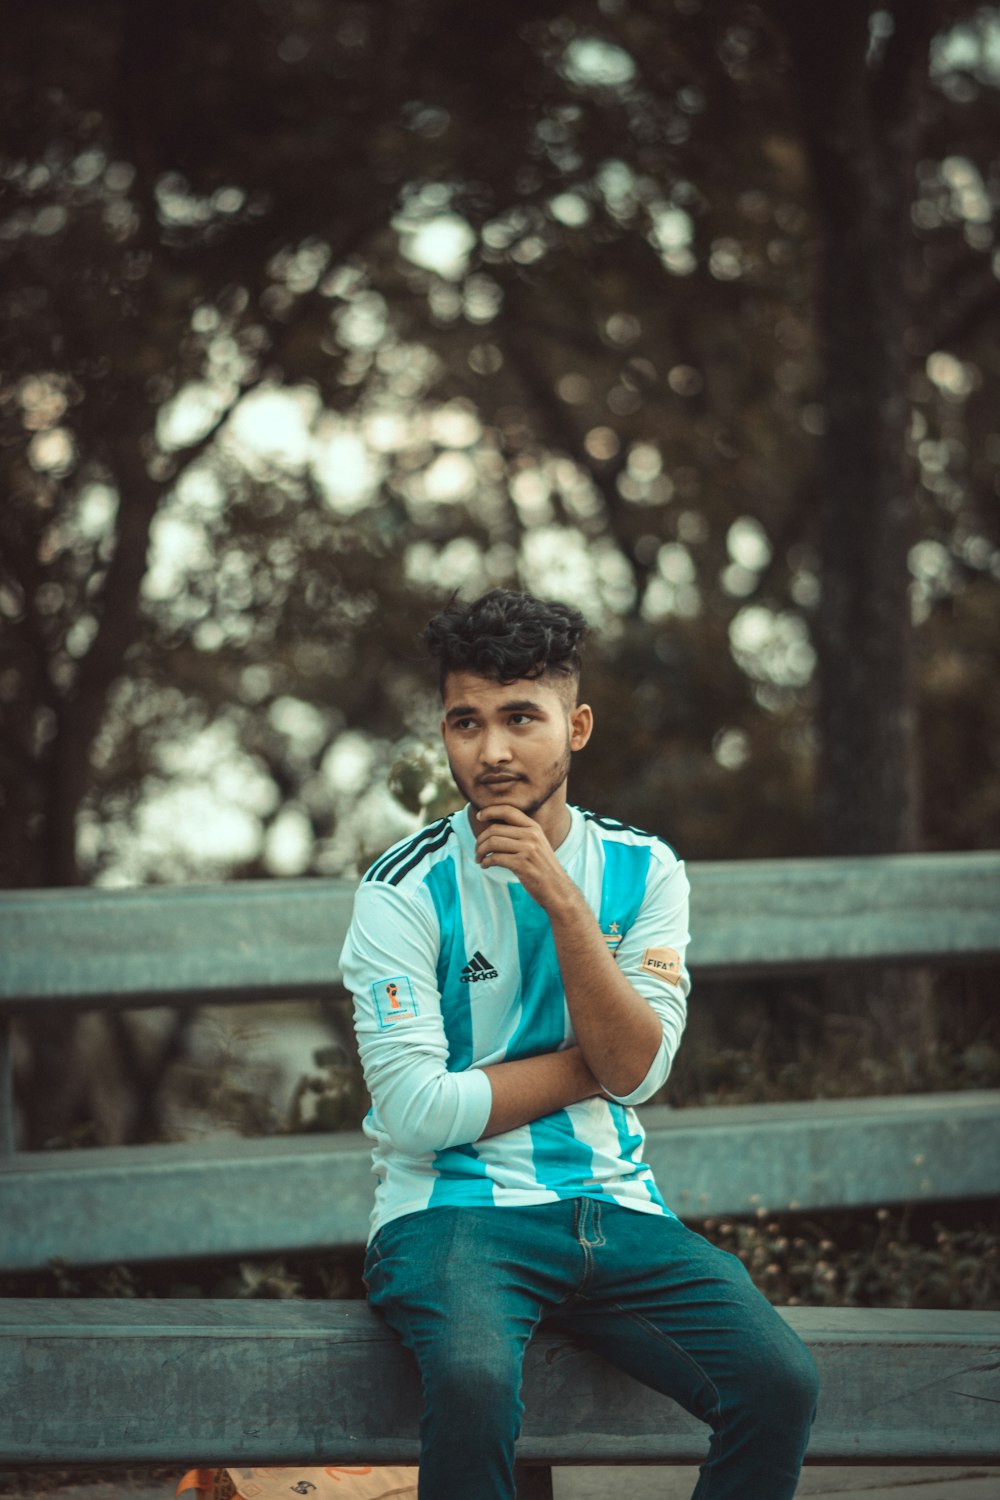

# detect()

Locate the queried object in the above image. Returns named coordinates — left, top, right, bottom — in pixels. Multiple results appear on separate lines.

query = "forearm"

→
left=547, top=888, right=663, bottom=1097
left=469, top=804, right=682, bottom=1103
left=478, top=1045, right=601, bottom=1137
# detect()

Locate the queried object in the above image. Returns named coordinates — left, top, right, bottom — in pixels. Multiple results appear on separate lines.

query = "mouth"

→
left=477, top=774, right=523, bottom=788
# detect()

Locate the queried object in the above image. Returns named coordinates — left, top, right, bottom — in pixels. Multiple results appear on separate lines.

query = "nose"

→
left=480, top=724, right=513, bottom=764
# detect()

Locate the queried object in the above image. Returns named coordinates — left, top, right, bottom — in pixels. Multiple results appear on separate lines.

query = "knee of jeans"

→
left=748, top=1337, right=820, bottom=1429
left=785, top=1339, right=819, bottom=1413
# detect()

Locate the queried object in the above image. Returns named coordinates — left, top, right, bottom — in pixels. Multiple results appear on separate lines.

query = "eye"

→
left=509, top=713, right=535, bottom=726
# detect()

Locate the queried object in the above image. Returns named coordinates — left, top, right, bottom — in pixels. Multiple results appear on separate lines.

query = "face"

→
left=440, top=670, right=593, bottom=827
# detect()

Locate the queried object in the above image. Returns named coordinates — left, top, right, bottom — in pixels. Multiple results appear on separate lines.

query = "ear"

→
left=569, top=702, right=593, bottom=752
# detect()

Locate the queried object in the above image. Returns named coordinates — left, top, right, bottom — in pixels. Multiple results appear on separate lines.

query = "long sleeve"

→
left=340, top=881, right=493, bottom=1155
left=602, top=851, right=690, bottom=1106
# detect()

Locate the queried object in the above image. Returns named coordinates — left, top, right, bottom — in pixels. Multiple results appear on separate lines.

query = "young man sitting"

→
left=340, top=588, right=818, bottom=1500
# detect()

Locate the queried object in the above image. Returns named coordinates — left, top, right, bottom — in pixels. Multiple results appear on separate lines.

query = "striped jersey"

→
left=339, top=803, right=690, bottom=1241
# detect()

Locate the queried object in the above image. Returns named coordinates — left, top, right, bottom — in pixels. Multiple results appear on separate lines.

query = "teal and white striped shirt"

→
left=340, top=804, right=690, bottom=1241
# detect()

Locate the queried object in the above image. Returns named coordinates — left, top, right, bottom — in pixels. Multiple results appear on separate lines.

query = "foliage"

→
left=2, top=1, right=999, bottom=896
left=4, top=1, right=1000, bottom=1147
left=3, top=1203, right=997, bottom=1311
left=663, top=966, right=1000, bottom=1105
left=706, top=1203, right=1000, bottom=1310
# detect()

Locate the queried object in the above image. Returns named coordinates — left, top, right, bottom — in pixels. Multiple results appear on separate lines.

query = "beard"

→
left=449, top=735, right=573, bottom=821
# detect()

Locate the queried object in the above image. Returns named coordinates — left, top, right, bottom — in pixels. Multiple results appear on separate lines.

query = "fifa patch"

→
left=639, top=947, right=683, bottom=987
left=372, top=975, right=418, bottom=1028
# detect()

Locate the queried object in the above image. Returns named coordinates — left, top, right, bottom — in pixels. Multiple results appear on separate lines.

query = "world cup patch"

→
left=372, top=974, right=418, bottom=1027
left=639, top=947, right=684, bottom=987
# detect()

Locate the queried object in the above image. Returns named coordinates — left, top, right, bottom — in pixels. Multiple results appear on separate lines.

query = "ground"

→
left=1, top=1468, right=997, bottom=1500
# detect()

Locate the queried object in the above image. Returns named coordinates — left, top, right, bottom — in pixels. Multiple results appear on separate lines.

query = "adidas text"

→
left=461, top=950, right=498, bottom=983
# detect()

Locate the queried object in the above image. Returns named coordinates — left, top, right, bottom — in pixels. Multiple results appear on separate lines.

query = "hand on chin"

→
left=476, top=778, right=524, bottom=812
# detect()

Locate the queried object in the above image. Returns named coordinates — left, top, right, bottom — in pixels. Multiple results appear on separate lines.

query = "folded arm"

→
left=474, top=806, right=690, bottom=1101
left=479, top=1045, right=601, bottom=1137
left=341, top=880, right=602, bottom=1155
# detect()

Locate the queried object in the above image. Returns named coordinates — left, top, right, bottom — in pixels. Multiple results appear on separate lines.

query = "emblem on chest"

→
left=603, top=921, right=623, bottom=953
left=461, top=949, right=499, bottom=983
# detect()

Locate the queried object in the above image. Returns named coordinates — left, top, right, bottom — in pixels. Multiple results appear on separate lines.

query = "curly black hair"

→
left=423, top=589, right=589, bottom=695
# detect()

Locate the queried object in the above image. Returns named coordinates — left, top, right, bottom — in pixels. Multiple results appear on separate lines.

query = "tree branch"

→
left=500, top=288, right=651, bottom=611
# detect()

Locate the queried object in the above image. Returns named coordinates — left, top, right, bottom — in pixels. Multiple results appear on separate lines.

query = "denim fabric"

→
left=364, top=1200, right=819, bottom=1500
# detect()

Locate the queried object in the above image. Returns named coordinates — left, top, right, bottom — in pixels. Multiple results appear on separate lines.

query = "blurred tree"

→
left=1, top=1, right=998, bottom=1138
left=3, top=0, right=996, bottom=893
left=766, top=0, right=994, bottom=853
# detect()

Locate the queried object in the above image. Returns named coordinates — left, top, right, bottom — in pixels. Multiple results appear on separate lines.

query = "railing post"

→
left=513, top=1464, right=554, bottom=1500
left=0, top=1015, right=15, bottom=1155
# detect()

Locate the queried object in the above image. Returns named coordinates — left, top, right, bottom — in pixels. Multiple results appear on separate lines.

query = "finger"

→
left=479, top=852, right=521, bottom=876
left=476, top=804, right=533, bottom=828
left=476, top=830, right=527, bottom=856
left=476, top=830, right=537, bottom=858
left=479, top=834, right=527, bottom=858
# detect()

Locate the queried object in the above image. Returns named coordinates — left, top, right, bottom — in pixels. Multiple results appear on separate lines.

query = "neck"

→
left=539, top=797, right=572, bottom=849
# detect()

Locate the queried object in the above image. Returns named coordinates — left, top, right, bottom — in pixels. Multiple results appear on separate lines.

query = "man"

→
left=340, top=589, right=818, bottom=1500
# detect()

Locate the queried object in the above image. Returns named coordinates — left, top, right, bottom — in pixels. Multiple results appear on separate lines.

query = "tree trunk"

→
left=774, top=1, right=932, bottom=856
left=774, top=3, right=938, bottom=1075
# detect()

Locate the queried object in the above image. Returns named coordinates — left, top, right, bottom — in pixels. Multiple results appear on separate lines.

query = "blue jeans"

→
left=364, top=1199, right=818, bottom=1500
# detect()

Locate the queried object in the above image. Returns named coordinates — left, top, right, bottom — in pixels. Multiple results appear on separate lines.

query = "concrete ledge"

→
left=1, top=1301, right=998, bottom=1466
left=2, top=852, right=999, bottom=1009
left=2, top=1092, right=998, bottom=1270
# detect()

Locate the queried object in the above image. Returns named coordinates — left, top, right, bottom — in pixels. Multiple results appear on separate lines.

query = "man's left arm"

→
left=474, top=808, right=689, bottom=1100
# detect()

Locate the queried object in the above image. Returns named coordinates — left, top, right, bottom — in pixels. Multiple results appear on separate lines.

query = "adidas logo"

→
left=460, top=950, right=498, bottom=983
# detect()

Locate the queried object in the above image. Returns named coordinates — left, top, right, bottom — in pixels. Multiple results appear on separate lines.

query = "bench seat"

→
left=3, top=852, right=999, bottom=1481
left=2, top=1300, right=998, bottom=1468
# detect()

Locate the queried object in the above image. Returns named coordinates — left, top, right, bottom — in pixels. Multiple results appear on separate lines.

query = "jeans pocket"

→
left=362, top=1234, right=385, bottom=1293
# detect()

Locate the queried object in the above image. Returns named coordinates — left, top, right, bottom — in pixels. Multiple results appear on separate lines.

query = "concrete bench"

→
left=1, top=1300, right=998, bottom=1490
left=4, top=853, right=999, bottom=1016
left=2, top=1091, right=998, bottom=1270
left=3, top=852, right=999, bottom=1263
left=2, top=850, right=999, bottom=1478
